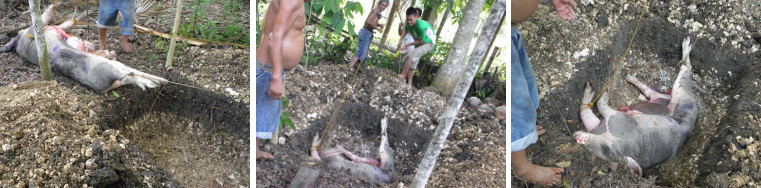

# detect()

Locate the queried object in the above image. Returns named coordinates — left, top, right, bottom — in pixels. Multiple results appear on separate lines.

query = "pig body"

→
left=310, top=117, right=395, bottom=184
left=575, top=37, right=699, bottom=176
left=1, top=3, right=165, bottom=93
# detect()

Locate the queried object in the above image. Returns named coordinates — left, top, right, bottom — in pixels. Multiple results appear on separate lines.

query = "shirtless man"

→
left=255, top=0, right=309, bottom=159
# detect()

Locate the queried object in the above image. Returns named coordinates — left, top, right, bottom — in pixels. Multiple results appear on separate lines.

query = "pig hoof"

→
left=582, top=82, right=594, bottom=103
left=573, top=132, right=590, bottom=145
left=625, top=157, right=643, bottom=176
left=625, top=74, right=637, bottom=82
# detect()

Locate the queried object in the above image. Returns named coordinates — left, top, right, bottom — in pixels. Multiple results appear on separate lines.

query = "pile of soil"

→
left=0, top=2, right=251, bottom=187
left=255, top=64, right=506, bottom=187
left=513, top=0, right=761, bottom=186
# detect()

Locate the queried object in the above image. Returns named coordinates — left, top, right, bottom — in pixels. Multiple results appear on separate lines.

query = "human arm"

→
left=398, top=22, right=404, bottom=36
left=267, top=0, right=301, bottom=99
left=511, top=0, right=539, bottom=23
left=364, top=8, right=381, bottom=29
left=397, top=28, right=408, bottom=52
left=402, top=39, right=423, bottom=49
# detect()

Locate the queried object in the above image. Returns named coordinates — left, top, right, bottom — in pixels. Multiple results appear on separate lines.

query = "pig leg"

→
left=377, top=117, right=394, bottom=171
left=667, top=37, right=698, bottom=121
left=580, top=82, right=601, bottom=132
left=310, top=133, right=321, bottom=160
left=320, top=146, right=380, bottom=167
left=625, top=157, right=643, bottom=176
left=625, top=74, right=671, bottom=102
left=596, top=92, right=620, bottom=121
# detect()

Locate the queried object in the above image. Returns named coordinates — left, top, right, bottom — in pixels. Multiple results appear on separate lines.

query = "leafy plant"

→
left=279, top=97, right=295, bottom=129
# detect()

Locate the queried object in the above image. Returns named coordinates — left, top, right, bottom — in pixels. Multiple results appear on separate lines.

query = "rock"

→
left=89, top=167, right=119, bottom=187
left=495, top=105, right=506, bottom=120
left=477, top=104, right=494, bottom=114
left=467, top=97, right=481, bottom=107
left=483, top=98, right=499, bottom=106
left=0, top=34, right=8, bottom=42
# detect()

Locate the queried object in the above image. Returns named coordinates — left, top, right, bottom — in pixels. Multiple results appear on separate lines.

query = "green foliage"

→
left=112, top=91, right=120, bottom=98
left=364, top=46, right=398, bottom=71
left=279, top=97, right=295, bottom=130
left=179, top=0, right=249, bottom=45
left=306, top=0, right=364, bottom=35
left=303, top=29, right=357, bottom=66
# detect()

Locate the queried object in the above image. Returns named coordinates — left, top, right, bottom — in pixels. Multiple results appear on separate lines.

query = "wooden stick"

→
left=165, top=0, right=183, bottom=68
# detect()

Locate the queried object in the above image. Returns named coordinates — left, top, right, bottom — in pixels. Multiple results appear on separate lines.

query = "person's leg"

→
left=398, top=56, right=413, bottom=81
left=256, top=139, right=273, bottom=159
left=99, top=28, right=108, bottom=50
left=406, top=65, right=414, bottom=86
left=349, top=56, right=359, bottom=68
left=510, top=27, right=562, bottom=185
left=97, top=0, right=118, bottom=51
left=351, top=28, right=372, bottom=68
left=255, top=62, right=282, bottom=159
left=403, top=43, right=434, bottom=86
left=512, top=148, right=563, bottom=186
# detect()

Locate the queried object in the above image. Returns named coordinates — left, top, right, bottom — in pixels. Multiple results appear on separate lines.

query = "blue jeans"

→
left=97, top=0, right=136, bottom=35
left=354, top=27, right=373, bottom=62
left=511, top=28, right=539, bottom=152
left=256, top=61, right=284, bottom=139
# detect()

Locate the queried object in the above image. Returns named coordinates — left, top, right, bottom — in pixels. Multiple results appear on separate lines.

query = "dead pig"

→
left=309, top=117, right=395, bottom=184
left=1, top=3, right=166, bottom=93
left=574, top=37, right=699, bottom=176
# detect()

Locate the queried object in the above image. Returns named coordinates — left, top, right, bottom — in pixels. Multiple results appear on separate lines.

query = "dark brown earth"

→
left=1, top=1, right=250, bottom=187
left=255, top=64, right=507, bottom=187
left=513, top=0, right=761, bottom=187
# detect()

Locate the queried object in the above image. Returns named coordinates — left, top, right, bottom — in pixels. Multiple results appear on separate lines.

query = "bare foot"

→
left=515, top=164, right=564, bottom=186
left=120, top=35, right=132, bottom=52
left=256, top=150, right=274, bottom=159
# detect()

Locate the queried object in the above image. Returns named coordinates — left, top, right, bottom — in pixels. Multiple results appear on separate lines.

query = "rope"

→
left=312, top=62, right=364, bottom=152
left=580, top=2, right=646, bottom=111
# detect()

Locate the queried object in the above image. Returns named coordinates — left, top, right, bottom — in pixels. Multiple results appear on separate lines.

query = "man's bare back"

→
left=256, top=0, right=307, bottom=71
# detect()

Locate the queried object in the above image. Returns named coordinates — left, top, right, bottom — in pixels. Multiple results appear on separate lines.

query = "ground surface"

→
left=255, top=64, right=507, bottom=187
left=512, top=0, right=761, bottom=187
left=1, top=1, right=250, bottom=187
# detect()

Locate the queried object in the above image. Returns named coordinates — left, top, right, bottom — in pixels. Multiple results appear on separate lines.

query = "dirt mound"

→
left=0, top=81, right=180, bottom=187
left=256, top=64, right=506, bottom=187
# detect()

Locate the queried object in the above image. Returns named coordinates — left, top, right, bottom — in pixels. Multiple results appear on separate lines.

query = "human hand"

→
left=552, top=0, right=576, bottom=21
left=269, top=78, right=284, bottom=100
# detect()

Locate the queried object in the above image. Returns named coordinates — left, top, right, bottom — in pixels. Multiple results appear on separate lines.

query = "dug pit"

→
left=513, top=1, right=761, bottom=186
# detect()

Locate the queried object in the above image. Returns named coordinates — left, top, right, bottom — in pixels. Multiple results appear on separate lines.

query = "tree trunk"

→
left=380, top=0, right=401, bottom=49
left=421, top=0, right=440, bottom=31
left=411, top=0, right=416, bottom=7
left=411, top=0, right=504, bottom=187
left=435, top=0, right=453, bottom=39
left=428, top=0, right=485, bottom=96
left=29, top=0, right=53, bottom=80
left=478, top=13, right=505, bottom=70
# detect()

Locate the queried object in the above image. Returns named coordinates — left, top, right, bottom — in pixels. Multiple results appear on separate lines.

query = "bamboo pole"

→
left=29, top=0, right=53, bottom=80
left=165, top=0, right=183, bottom=68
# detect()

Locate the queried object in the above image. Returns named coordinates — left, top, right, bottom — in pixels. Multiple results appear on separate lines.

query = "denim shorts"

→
left=511, top=28, right=540, bottom=152
left=354, top=27, right=374, bottom=62
left=256, top=61, right=284, bottom=139
left=96, top=0, right=136, bottom=35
